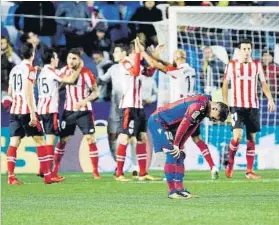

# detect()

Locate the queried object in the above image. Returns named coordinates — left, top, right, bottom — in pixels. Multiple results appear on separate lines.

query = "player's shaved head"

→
left=174, top=49, right=186, bottom=59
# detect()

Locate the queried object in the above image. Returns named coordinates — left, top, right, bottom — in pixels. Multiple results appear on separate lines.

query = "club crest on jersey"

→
left=191, top=111, right=200, bottom=120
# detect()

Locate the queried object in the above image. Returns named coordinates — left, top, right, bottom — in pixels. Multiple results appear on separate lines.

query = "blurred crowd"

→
left=1, top=1, right=279, bottom=101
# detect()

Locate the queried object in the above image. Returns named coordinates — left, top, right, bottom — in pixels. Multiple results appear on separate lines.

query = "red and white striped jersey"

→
left=224, top=59, right=266, bottom=108
left=37, top=65, right=62, bottom=115
left=9, top=60, right=37, bottom=114
left=60, top=66, right=97, bottom=111
left=119, top=54, right=144, bottom=109
left=166, top=63, right=196, bottom=102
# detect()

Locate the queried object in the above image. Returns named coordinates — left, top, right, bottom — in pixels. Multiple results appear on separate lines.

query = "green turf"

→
left=2, top=170, right=279, bottom=225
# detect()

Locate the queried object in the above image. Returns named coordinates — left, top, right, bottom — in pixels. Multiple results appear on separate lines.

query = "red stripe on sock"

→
left=175, top=165, right=184, bottom=174
left=45, top=145, right=54, bottom=171
left=116, top=144, right=127, bottom=177
left=89, top=143, right=99, bottom=173
left=164, top=164, right=176, bottom=173
left=52, top=142, right=65, bottom=176
left=246, top=140, right=255, bottom=172
left=136, top=143, right=147, bottom=176
left=7, top=146, right=17, bottom=177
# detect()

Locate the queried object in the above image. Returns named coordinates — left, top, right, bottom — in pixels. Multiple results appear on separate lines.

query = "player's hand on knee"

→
left=163, top=145, right=180, bottom=159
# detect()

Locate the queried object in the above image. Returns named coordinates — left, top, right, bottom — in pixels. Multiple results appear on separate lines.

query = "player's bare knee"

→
left=119, top=133, right=129, bottom=145
left=137, top=132, right=147, bottom=143
left=33, top=136, right=45, bottom=146
left=60, top=137, right=69, bottom=145
left=246, top=132, right=256, bottom=142
left=191, top=135, right=201, bottom=144
left=46, top=135, right=56, bottom=146
left=84, top=134, right=93, bottom=144
left=10, top=137, right=21, bottom=148
left=233, top=129, right=243, bottom=142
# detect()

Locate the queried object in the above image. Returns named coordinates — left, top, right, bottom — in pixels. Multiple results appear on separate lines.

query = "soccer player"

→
left=98, top=44, right=127, bottom=162
left=222, top=39, right=275, bottom=179
left=115, top=39, right=158, bottom=181
left=51, top=48, right=100, bottom=179
left=148, top=94, right=229, bottom=199
left=140, top=41, right=219, bottom=179
left=6, top=43, right=54, bottom=185
left=37, top=48, right=83, bottom=181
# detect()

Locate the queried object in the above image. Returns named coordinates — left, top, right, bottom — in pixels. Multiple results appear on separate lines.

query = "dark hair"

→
left=262, top=49, right=274, bottom=58
left=114, top=44, right=128, bottom=53
left=68, top=48, right=81, bottom=57
left=92, top=50, right=103, bottom=56
left=217, top=102, right=229, bottom=122
left=42, top=48, right=56, bottom=64
left=20, top=43, right=34, bottom=59
left=20, top=33, right=30, bottom=43
left=238, top=39, right=252, bottom=49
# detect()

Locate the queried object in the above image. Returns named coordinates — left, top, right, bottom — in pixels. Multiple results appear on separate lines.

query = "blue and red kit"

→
left=148, top=94, right=211, bottom=152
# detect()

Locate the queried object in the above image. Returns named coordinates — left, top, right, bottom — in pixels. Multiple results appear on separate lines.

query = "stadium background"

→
left=1, top=1, right=279, bottom=174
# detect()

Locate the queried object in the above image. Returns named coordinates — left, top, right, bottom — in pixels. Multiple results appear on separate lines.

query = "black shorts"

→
left=39, top=113, right=59, bottom=136
left=59, top=110, right=95, bottom=138
left=9, top=114, right=44, bottom=138
left=120, top=108, right=147, bottom=139
left=230, top=107, right=260, bottom=133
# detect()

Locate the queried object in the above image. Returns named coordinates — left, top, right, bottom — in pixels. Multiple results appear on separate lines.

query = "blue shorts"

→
left=148, top=114, right=174, bottom=153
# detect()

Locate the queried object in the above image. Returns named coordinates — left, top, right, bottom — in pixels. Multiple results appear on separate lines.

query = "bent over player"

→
left=139, top=40, right=219, bottom=179
left=148, top=95, right=229, bottom=199
left=222, top=39, right=275, bottom=179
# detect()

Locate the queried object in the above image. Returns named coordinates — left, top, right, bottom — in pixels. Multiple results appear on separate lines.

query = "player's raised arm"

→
left=222, top=62, right=232, bottom=105
left=147, top=44, right=173, bottom=67
left=135, top=38, right=168, bottom=72
left=125, top=39, right=141, bottom=77
left=258, top=62, right=275, bottom=112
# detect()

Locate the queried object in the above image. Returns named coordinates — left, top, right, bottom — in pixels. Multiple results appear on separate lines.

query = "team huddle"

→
left=3, top=38, right=275, bottom=199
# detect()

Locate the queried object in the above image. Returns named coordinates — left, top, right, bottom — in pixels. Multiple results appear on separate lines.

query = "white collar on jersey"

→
left=22, top=59, right=32, bottom=65
left=178, top=63, right=190, bottom=68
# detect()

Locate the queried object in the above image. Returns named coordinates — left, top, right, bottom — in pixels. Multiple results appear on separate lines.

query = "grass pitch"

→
left=2, top=170, right=279, bottom=225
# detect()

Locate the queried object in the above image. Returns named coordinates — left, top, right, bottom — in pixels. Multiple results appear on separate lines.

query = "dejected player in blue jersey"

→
left=148, top=94, right=229, bottom=199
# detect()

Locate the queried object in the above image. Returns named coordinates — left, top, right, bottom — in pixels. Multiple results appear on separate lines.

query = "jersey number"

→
left=12, top=73, right=22, bottom=91
left=38, top=78, right=49, bottom=94
left=185, top=75, right=195, bottom=93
